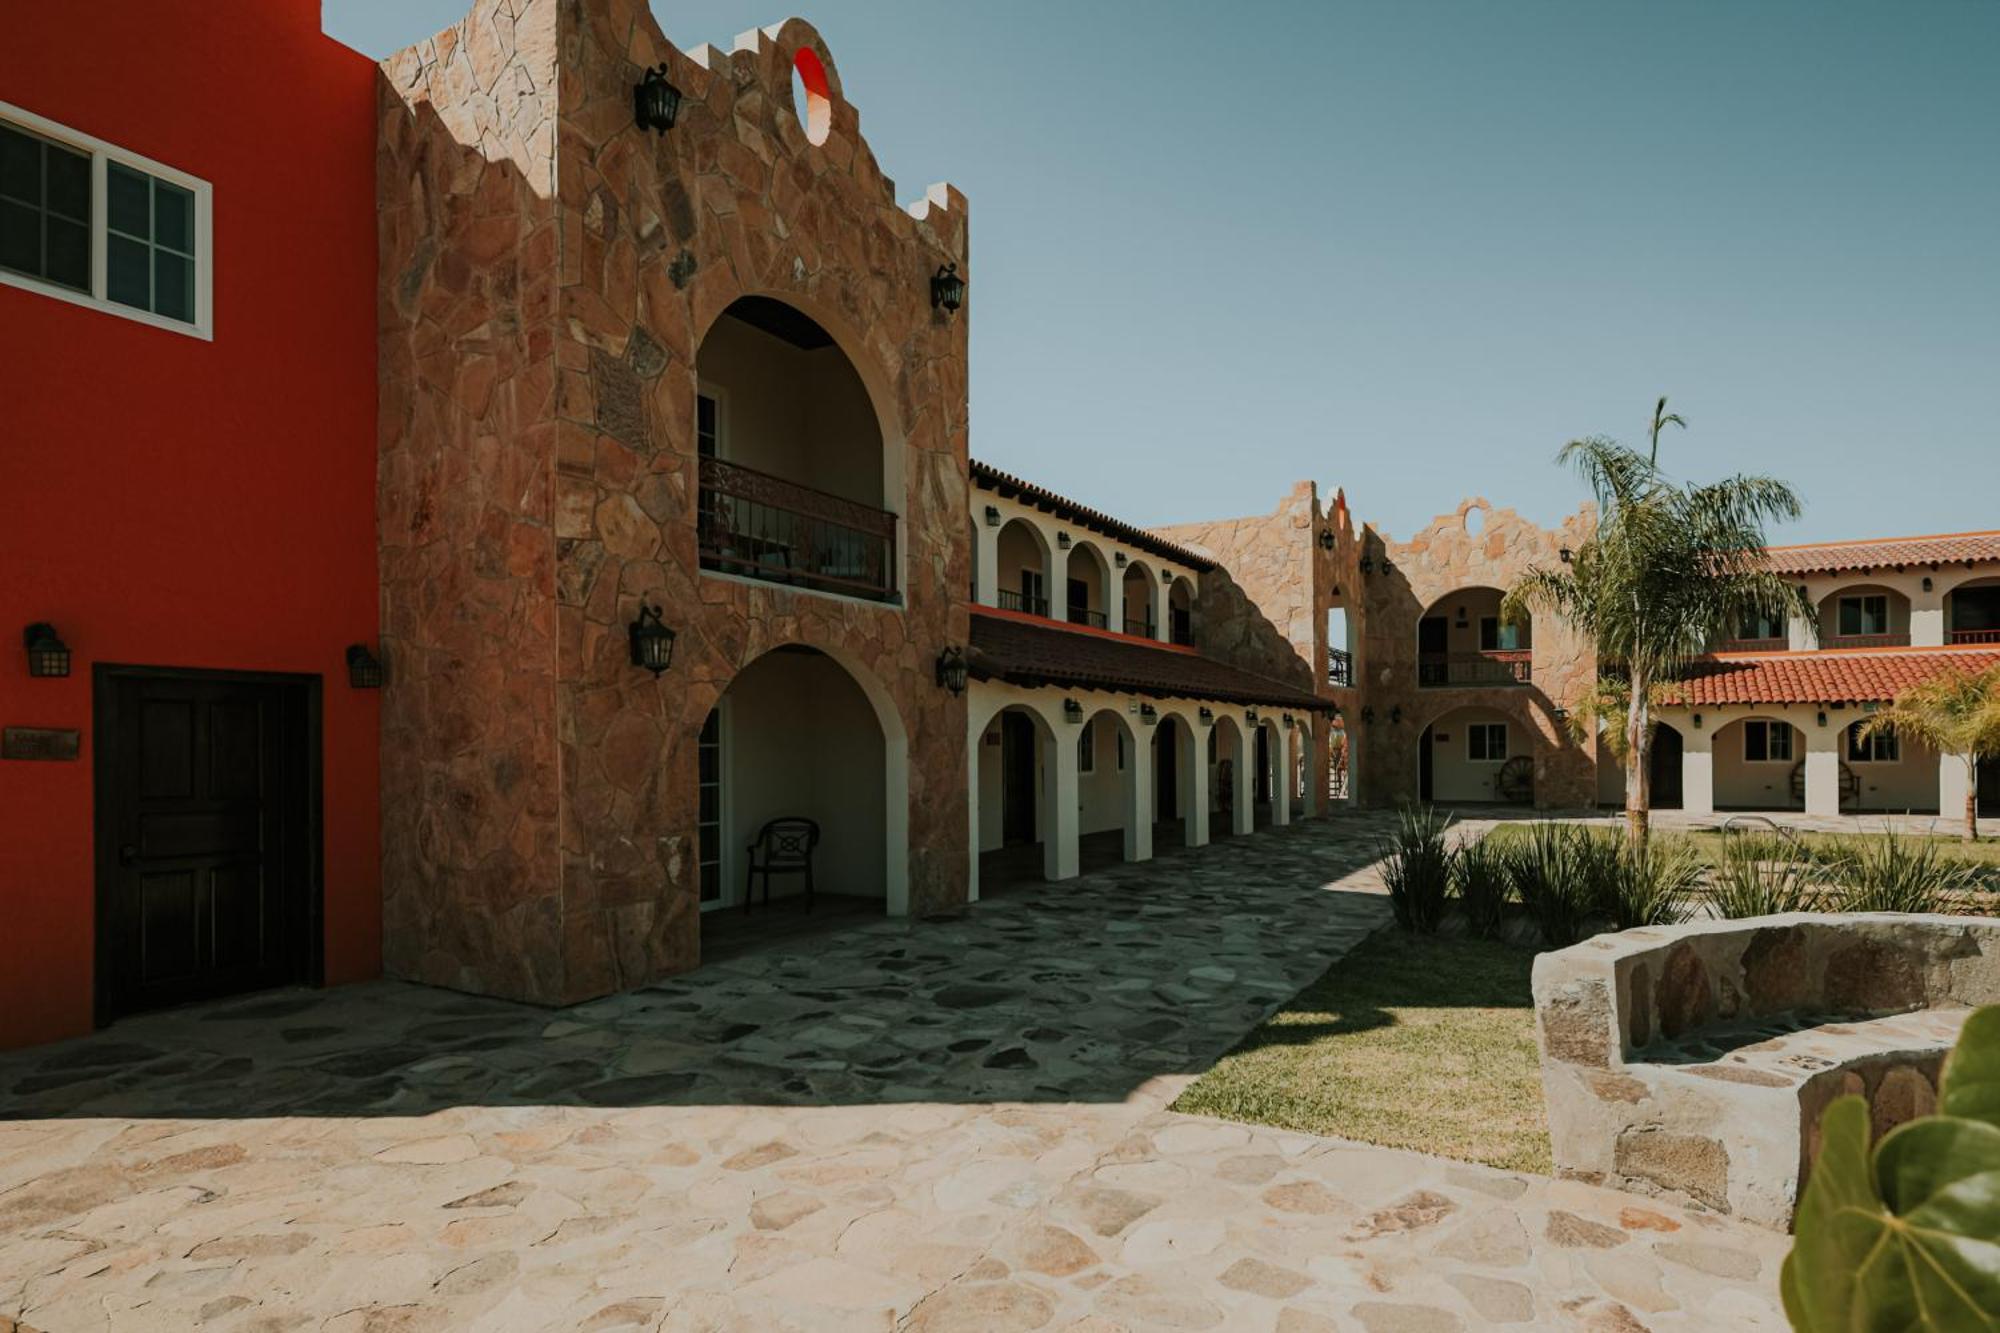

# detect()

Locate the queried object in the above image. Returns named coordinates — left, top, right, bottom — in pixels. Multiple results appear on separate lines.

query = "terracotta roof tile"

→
left=969, top=460, right=1214, bottom=572
left=968, top=610, right=1324, bottom=710
left=1668, top=649, right=2000, bottom=707
left=1760, top=531, right=2000, bottom=576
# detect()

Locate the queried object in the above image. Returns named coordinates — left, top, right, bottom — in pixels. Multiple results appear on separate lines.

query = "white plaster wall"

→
left=1712, top=717, right=1805, bottom=810
left=697, top=315, right=883, bottom=509
left=1842, top=721, right=1942, bottom=812
left=968, top=488, right=1201, bottom=642
left=1426, top=706, right=1517, bottom=804
left=726, top=650, right=886, bottom=900
left=1814, top=583, right=1912, bottom=642
left=1077, top=711, right=1131, bottom=836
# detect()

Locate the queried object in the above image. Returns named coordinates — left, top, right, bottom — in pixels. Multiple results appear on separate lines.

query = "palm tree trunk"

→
left=1966, top=756, right=1980, bottom=842
left=1625, top=667, right=1651, bottom=850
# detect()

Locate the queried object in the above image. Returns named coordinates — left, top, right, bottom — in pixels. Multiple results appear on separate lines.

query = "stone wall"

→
left=1355, top=499, right=1598, bottom=809
left=377, top=0, right=970, bottom=1006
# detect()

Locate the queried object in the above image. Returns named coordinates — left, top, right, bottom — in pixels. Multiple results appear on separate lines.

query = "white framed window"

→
left=0, top=102, right=211, bottom=339
left=1078, top=719, right=1096, bottom=774
left=1737, top=610, right=1785, bottom=640
left=1846, top=723, right=1899, bottom=764
left=1467, top=722, right=1508, bottom=762
left=696, top=383, right=728, bottom=459
left=1478, top=618, right=1524, bottom=651
left=1744, top=720, right=1794, bottom=763
left=1838, top=595, right=1889, bottom=637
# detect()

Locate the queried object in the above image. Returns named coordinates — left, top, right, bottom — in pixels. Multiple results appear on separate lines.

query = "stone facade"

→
left=377, top=0, right=970, bottom=1006
left=1533, top=913, right=2000, bottom=1228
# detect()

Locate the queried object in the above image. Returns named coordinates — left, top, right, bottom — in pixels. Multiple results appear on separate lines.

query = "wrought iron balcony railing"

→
left=1418, top=650, right=1533, bottom=687
left=698, top=457, right=897, bottom=601
left=1069, top=607, right=1108, bottom=630
left=1714, top=636, right=1788, bottom=653
left=1824, top=632, right=1910, bottom=649
left=1949, top=628, right=2000, bottom=645
left=1123, top=615, right=1156, bottom=638
left=1169, top=609, right=1193, bottom=647
left=997, top=588, right=1049, bottom=617
left=1327, top=648, right=1352, bottom=687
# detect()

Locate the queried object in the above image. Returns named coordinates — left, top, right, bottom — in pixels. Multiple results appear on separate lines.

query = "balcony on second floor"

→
left=1417, top=588, right=1532, bottom=688
left=1948, top=578, right=2000, bottom=645
left=697, top=457, right=897, bottom=602
left=980, top=506, right=1199, bottom=645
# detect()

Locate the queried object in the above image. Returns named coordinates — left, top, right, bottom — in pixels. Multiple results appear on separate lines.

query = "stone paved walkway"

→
left=0, top=815, right=1790, bottom=1331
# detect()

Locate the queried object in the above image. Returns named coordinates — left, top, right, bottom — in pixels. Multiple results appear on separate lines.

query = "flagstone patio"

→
left=0, top=814, right=1790, bottom=1331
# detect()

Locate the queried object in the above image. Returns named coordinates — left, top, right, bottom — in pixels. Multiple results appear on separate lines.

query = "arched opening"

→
left=1596, top=721, right=1685, bottom=810
left=995, top=518, right=1050, bottom=616
left=696, top=645, right=908, bottom=950
left=1842, top=719, right=1939, bottom=814
left=974, top=703, right=1057, bottom=888
left=1420, top=706, right=1531, bottom=806
left=1326, top=603, right=1352, bottom=686
left=1066, top=541, right=1110, bottom=629
left=1253, top=716, right=1283, bottom=827
left=789, top=47, right=832, bottom=147
left=1168, top=577, right=1195, bottom=646
left=1075, top=705, right=1141, bottom=870
left=1817, top=583, right=1911, bottom=649
left=1946, top=576, right=2000, bottom=645
left=1208, top=714, right=1249, bottom=838
left=1712, top=716, right=1805, bottom=811
left=1327, top=712, right=1351, bottom=802
left=694, top=295, right=898, bottom=601
left=1417, top=587, right=1531, bottom=688
left=1152, top=712, right=1196, bottom=842
left=1122, top=560, right=1159, bottom=638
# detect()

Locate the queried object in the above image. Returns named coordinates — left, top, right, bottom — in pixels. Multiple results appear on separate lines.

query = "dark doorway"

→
left=94, top=667, right=320, bottom=1025
left=1980, top=755, right=1999, bottom=818
left=1650, top=725, right=1684, bottom=809
left=1254, top=726, right=1272, bottom=805
left=1419, top=724, right=1436, bottom=802
left=1418, top=617, right=1448, bottom=685
left=1000, top=711, right=1038, bottom=845
left=1155, top=718, right=1179, bottom=821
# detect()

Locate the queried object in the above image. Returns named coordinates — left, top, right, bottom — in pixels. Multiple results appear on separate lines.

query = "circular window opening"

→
left=791, top=48, right=832, bottom=146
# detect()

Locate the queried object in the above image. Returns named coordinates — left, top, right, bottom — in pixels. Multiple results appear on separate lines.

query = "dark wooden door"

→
left=1155, top=721, right=1178, bottom=822
left=1651, top=725, right=1685, bottom=809
left=1000, top=711, right=1038, bottom=845
left=1420, top=726, right=1436, bottom=802
left=1980, top=756, right=1999, bottom=817
left=1254, top=726, right=1272, bottom=805
left=96, top=668, right=318, bottom=1023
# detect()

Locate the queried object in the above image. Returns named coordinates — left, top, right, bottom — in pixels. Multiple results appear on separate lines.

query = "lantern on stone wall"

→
left=629, top=603, right=677, bottom=676
left=345, top=644, right=386, bottom=689
left=934, top=645, right=969, bottom=696
left=635, top=65, right=683, bottom=134
left=930, top=263, right=966, bottom=314
left=1318, top=529, right=1335, bottom=551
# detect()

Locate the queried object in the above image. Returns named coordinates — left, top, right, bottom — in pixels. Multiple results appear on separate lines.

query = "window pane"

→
left=1746, top=723, right=1767, bottom=762
left=154, top=180, right=193, bottom=252
left=107, top=162, right=149, bottom=238
left=1491, top=727, right=1507, bottom=761
left=45, top=144, right=89, bottom=220
left=45, top=216, right=88, bottom=290
left=1469, top=728, right=1487, bottom=761
left=107, top=233, right=149, bottom=309
left=0, top=126, right=40, bottom=204
left=154, top=250, right=193, bottom=321
left=1771, top=726, right=1792, bottom=761
left=0, top=199, right=36, bottom=274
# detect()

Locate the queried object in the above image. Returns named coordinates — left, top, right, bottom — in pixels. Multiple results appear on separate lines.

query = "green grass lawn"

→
left=1171, top=928, right=1550, bottom=1174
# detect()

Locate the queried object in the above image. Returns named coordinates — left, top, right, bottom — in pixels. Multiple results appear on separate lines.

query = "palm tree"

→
left=1504, top=401, right=1811, bottom=847
left=1859, top=663, right=2000, bottom=841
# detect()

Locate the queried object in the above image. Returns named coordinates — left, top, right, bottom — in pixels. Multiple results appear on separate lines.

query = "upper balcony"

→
left=695, top=297, right=900, bottom=604
left=1417, top=587, right=1532, bottom=688
left=1816, top=584, right=1910, bottom=649
left=1948, top=578, right=2000, bottom=645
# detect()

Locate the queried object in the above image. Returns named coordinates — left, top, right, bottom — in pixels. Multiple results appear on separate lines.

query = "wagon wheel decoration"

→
left=1788, top=759, right=1862, bottom=810
left=1495, top=755, right=1536, bottom=804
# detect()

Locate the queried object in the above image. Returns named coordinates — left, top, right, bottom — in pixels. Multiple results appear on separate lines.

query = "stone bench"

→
left=1532, top=912, right=2000, bottom=1229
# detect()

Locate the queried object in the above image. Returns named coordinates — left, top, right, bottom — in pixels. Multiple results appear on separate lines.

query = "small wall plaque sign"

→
left=3, top=727, right=81, bottom=761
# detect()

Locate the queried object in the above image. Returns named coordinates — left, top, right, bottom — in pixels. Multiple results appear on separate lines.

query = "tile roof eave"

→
left=969, top=459, right=1216, bottom=573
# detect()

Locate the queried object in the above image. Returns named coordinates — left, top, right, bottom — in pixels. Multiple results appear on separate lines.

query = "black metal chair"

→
left=744, top=817, right=819, bottom=913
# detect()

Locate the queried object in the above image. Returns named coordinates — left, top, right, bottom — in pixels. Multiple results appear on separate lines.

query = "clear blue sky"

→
left=325, top=1, right=1998, bottom=544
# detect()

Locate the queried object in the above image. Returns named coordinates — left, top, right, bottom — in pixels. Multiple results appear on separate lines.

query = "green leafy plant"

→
left=1503, top=822, right=1594, bottom=947
left=1782, top=1005, right=2000, bottom=1330
left=1859, top=664, right=2000, bottom=841
left=1598, top=834, right=1703, bottom=930
left=1821, top=828, right=1984, bottom=915
left=1380, top=803, right=1453, bottom=934
left=1708, top=833, right=1825, bottom=918
left=1452, top=838, right=1512, bottom=939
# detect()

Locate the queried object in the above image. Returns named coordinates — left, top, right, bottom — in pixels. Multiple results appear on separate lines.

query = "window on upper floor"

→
left=1838, top=595, right=1889, bottom=637
left=1737, top=611, right=1785, bottom=641
left=1478, top=617, right=1525, bottom=652
left=0, top=105, right=211, bottom=337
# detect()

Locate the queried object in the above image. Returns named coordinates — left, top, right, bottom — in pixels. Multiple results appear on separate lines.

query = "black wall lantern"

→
left=1559, top=546, right=1574, bottom=564
left=1139, top=703, right=1158, bottom=725
left=1390, top=705, right=1403, bottom=724
left=1692, top=713, right=1704, bottom=729
left=1199, top=706, right=1214, bottom=724
left=629, top=602, right=677, bottom=676
left=1114, top=551, right=1128, bottom=568
left=1923, top=575, right=1934, bottom=593
left=984, top=504, right=1001, bottom=528
left=1381, top=557, right=1397, bottom=574
left=1817, top=710, right=1829, bottom=728
left=1318, top=528, right=1335, bottom=551
left=22, top=622, right=69, bottom=678
left=1360, top=705, right=1376, bottom=725
left=1056, top=531, right=1071, bottom=550
left=1358, top=554, right=1375, bottom=575
left=635, top=64, right=683, bottom=134
left=1245, top=707, right=1259, bottom=725
left=930, top=262, right=966, bottom=314
left=935, top=645, right=969, bottom=696
left=1282, top=713, right=1295, bottom=728
left=345, top=643, right=386, bottom=689
left=1063, top=697, right=1083, bottom=723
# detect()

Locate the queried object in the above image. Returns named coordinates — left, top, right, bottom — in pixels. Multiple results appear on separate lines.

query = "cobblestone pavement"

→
left=0, top=814, right=1790, bottom=1331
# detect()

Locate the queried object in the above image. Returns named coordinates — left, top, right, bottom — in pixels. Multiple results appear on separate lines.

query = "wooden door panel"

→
left=137, top=869, right=201, bottom=985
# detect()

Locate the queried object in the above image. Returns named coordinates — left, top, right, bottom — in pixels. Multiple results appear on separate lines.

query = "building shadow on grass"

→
left=0, top=816, right=1406, bottom=1120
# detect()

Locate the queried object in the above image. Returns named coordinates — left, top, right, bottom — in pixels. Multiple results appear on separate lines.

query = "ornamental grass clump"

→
left=1504, top=822, right=1594, bottom=947
left=1380, top=803, right=1453, bottom=935
left=1599, top=834, right=1703, bottom=930
left=1452, top=839, right=1512, bottom=939
left=1821, top=827, right=1984, bottom=915
left=1708, top=833, right=1825, bottom=919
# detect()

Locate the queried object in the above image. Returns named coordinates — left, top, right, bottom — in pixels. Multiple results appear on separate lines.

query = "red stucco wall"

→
left=0, top=1, right=380, bottom=1047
